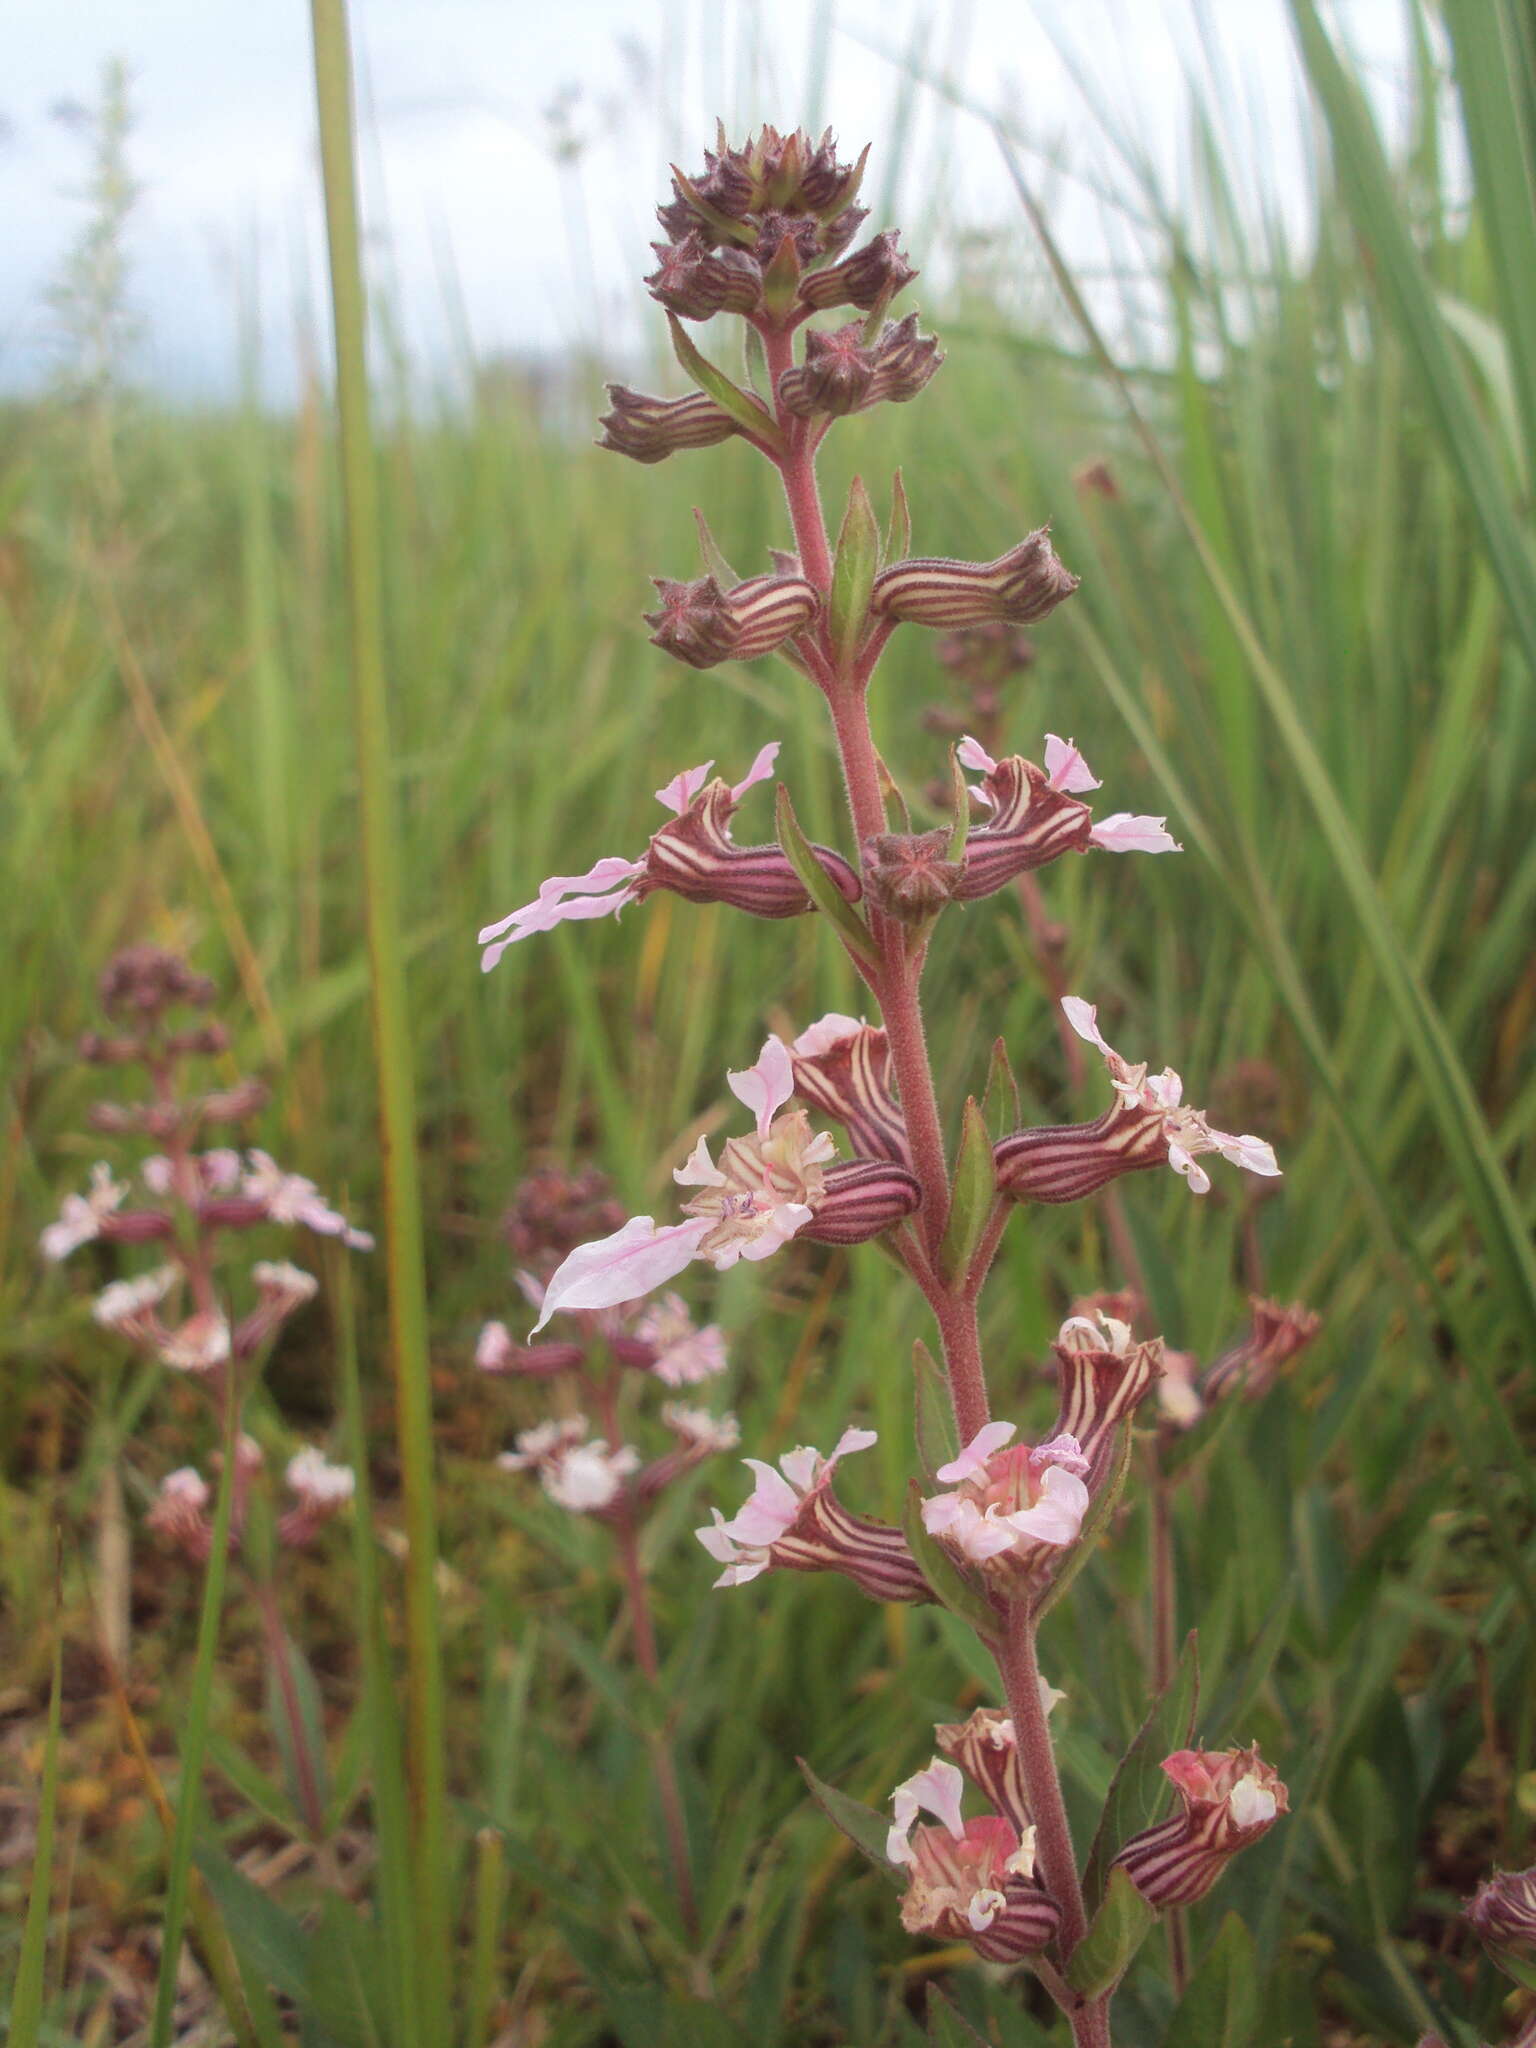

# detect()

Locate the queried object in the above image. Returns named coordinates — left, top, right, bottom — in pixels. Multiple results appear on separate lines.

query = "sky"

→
left=0, top=0, right=1414, bottom=404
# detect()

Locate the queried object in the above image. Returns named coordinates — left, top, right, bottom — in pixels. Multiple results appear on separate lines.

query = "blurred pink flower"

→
left=40, top=1163, right=127, bottom=1261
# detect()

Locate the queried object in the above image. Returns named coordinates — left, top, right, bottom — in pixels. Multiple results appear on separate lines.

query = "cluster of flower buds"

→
left=646, top=125, right=913, bottom=329
left=42, top=953, right=370, bottom=1389
left=480, top=1167, right=739, bottom=1525
left=146, top=1439, right=353, bottom=1564
left=479, top=743, right=860, bottom=969
left=996, top=999, right=1281, bottom=1204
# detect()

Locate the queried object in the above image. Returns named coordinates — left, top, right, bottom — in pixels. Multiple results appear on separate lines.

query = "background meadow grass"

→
left=2, top=2, right=1535, bottom=2042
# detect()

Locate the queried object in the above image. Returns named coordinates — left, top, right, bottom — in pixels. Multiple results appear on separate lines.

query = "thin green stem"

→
left=307, top=2, right=452, bottom=2035
left=149, top=1378, right=240, bottom=2047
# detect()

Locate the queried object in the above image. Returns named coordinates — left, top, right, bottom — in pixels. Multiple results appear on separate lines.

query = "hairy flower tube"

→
left=953, top=734, right=1180, bottom=899
left=790, top=1014, right=909, bottom=1165
left=995, top=998, right=1282, bottom=1203
left=529, top=1038, right=918, bottom=1329
left=478, top=742, right=861, bottom=969
left=696, top=1426, right=928, bottom=1603
left=1467, top=1864, right=1536, bottom=1986
left=1111, top=1745, right=1288, bottom=1908
left=886, top=1755, right=1059, bottom=1961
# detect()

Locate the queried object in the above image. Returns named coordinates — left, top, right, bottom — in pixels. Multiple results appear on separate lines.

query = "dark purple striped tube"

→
left=801, top=1159, right=923, bottom=1243
left=993, top=1103, right=1168, bottom=1205
left=870, top=526, right=1079, bottom=629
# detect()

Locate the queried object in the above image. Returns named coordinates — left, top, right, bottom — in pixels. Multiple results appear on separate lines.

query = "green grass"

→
left=2, top=4, right=1534, bottom=2043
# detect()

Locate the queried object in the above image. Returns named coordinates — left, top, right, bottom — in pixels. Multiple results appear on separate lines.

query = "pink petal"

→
left=728, top=1036, right=795, bottom=1137
left=902, top=1758, right=968, bottom=1840
left=532, top=1215, right=712, bottom=1332
left=1061, top=996, right=1114, bottom=1061
left=736, top=1200, right=812, bottom=1261
left=1008, top=1466, right=1090, bottom=1545
left=957, top=734, right=997, bottom=774
left=829, top=1425, right=878, bottom=1463
left=1166, top=1143, right=1211, bottom=1195
left=654, top=761, right=715, bottom=814
left=1029, top=1431, right=1090, bottom=1477
left=1089, top=812, right=1181, bottom=854
left=1044, top=732, right=1102, bottom=793
left=936, top=1419, right=1016, bottom=1484
left=730, top=739, right=781, bottom=802
left=1215, top=1131, right=1281, bottom=1177
left=673, top=1135, right=725, bottom=1188
left=792, top=1012, right=862, bottom=1056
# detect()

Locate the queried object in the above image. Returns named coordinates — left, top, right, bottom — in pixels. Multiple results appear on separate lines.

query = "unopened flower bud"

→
left=645, top=572, right=819, bottom=670
left=147, top=1467, right=213, bottom=1561
left=1467, top=1865, right=1536, bottom=1985
left=871, top=527, right=1079, bottom=630
left=779, top=313, right=940, bottom=418
left=791, top=1014, right=909, bottom=1164
left=645, top=231, right=761, bottom=319
left=799, top=228, right=917, bottom=311
left=598, top=384, right=753, bottom=464
left=800, top=1159, right=922, bottom=1244
left=1202, top=1297, right=1320, bottom=1405
left=1112, top=1746, right=1288, bottom=1909
left=862, top=828, right=964, bottom=922
left=1050, top=1314, right=1162, bottom=1488
left=473, top=1319, right=584, bottom=1377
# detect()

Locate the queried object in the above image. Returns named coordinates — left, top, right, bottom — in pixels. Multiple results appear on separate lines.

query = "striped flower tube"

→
left=1049, top=1312, right=1164, bottom=1488
left=994, top=1100, right=1170, bottom=1205
left=645, top=571, right=820, bottom=670
left=887, top=1757, right=1060, bottom=1961
left=1111, top=1746, right=1288, bottom=1909
left=778, top=311, right=941, bottom=418
left=639, top=771, right=859, bottom=917
left=697, top=1427, right=930, bottom=1604
left=791, top=1014, right=910, bottom=1164
left=598, top=385, right=754, bottom=464
left=800, top=1158, right=923, bottom=1243
left=954, top=754, right=1095, bottom=897
left=799, top=227, right=917, bottom=311
left=869, top=526, right=1079, bottom=630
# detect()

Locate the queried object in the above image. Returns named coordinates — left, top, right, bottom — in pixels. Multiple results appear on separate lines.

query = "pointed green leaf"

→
left=912, top=1338, right=959, bottom=1488
left=759, top=232, right=802, bottom=322
left=901, top=1479, right=1001, bottom=1641
left=666, top=313, right=785, bottom=453
left=1160, top=1913, right=1259, bottom=2047
left=886, top=469, right=912, bottom=563
left=925, top=1984, right=991, bottom=2046
left=945, top=743, right=970, bottom=863
left=774, top=783, right=880, bottom=971
left=1064, top=1866, right=1157, bottom=1999
left=742, top=323, right=770, bottom=405
left=797, top=1757, right=904, bottom=1887
left=828, top=474, right=881, bottom=671
left=980, top=1037, right=1022, bottom=1142
left=1082, top=1632, right=1200, bottom=1912
left=667, top=165, right=758, bottom=246
left=939, top=1096, right=997, bottom=1285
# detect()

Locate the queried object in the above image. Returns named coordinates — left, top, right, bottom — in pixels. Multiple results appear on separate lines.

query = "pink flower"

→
left=952, top=735, right=1179, bottom=897
left=1060, top=999, right=1281, bottom=1195
left=158, top=1309, right=232, bottom=1374
left=147, top=1467, right=214, bottom=1560
left=531, top=1039, right=836, bottom=1331
left=542, top=1440, right=641, bottom=1514
left=279, top=1446, right=355, bottom=1545
left=141, top=1150, right=242, bottom=1198
left=632, top=1295, right=728, bottom=1385
left=241, top=1151, right=375, bottom=1249
left=920, top=1427, right=1090, bottom=1587
left=887, top=1758, right=967, bottom=1863
left=696, top=1425, right=927, bottom=1602
left=40, top=1164, right=127, bottom=1261
left=478, top=743, right=860, bottom=971
left=92, top=1265, right=179, bottom=1345
left=1112, top=1745, right=1288, bottom=1908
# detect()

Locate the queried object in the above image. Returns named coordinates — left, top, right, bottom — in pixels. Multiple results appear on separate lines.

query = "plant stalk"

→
left=307, top=1, right=452, bottom=2033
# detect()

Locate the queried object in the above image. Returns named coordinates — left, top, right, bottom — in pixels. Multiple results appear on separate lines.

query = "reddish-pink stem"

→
left=255, top=1578, right=326, bottom=1838
left=596, top=1377, right=700, bottom=1941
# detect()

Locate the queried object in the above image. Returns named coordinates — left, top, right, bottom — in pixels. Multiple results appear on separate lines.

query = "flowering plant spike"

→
left=478, top=126, right=1288, bottom=2040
